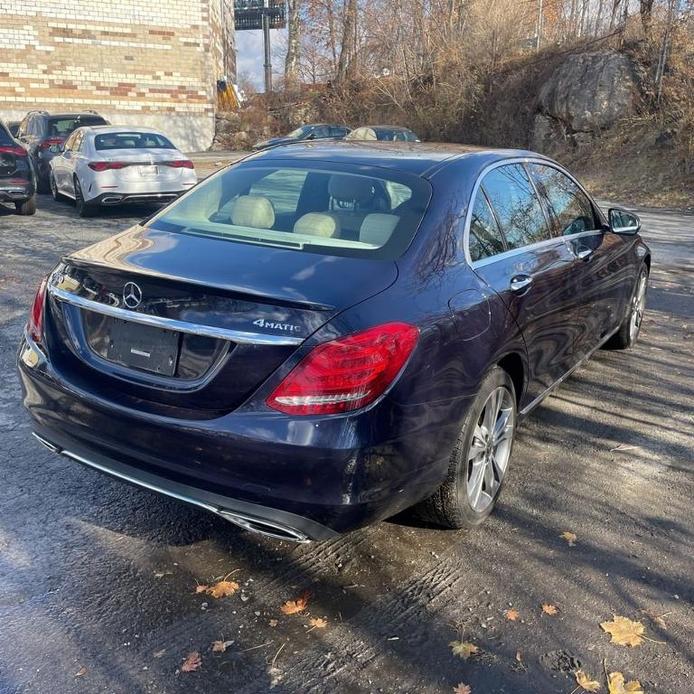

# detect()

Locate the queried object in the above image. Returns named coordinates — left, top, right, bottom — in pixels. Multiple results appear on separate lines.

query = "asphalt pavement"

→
left=0, top=191, right=692, bottom=694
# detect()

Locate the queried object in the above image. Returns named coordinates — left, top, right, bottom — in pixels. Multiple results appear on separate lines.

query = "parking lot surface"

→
left=0, top=192, right=692, bottom=693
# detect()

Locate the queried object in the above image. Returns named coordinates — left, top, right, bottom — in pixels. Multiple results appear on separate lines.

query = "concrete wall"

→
left=0, top=0, right=235, bottom=152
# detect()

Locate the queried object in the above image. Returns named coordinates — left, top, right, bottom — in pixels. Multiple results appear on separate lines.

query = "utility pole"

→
left=536, top=0, right=544, bottom=52
left=263, top=0, right=273, bottom=93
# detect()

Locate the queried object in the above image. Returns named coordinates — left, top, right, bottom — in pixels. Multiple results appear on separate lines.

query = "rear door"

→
left=467, top=163, right=581, bottom=408
left=528, top=163, right=632, bottom=360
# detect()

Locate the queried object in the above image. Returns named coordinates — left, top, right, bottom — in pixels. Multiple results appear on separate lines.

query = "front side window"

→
left=468, top=191, right=507, bottom=261
left=528, top=164, right=597, bottom=236
left=150, top=162, right=431, bottom=260
left=95, top=132, right=175, bottom=150
left=482, top=164, right=551, bottom=250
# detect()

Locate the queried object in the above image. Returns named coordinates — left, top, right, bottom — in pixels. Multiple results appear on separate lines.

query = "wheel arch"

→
left=497, top=352, right=525, bottom=407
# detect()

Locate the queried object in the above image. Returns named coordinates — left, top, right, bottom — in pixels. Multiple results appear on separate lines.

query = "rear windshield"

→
left=47, top=116, right=107, bottom=137
left=95, top=132, right=175, bottom=150
left=149, top=162, right=431, bottom=259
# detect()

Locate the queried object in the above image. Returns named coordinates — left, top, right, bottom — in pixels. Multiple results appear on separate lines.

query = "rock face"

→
left=532, top=51, right=640, bottom=152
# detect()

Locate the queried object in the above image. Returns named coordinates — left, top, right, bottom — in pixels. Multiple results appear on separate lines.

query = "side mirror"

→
left=608, top=207, right=641, bottom=235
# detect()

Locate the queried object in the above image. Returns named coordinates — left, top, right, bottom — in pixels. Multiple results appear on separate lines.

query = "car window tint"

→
left=482, top=164, right=551, bottom=249
left=313, top=126, right=329, bottom=138
left=528, top=164, right=597, bottom=236
left=95, top=132, right=175, bottom=150
left=468, top=191, right=506, bottom=261
left=248, top=169, right=309, bottom=216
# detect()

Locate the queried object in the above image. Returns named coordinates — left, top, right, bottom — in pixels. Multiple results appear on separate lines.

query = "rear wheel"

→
left=15, top=196, right=37, bottom=216
left=419, top=366, right=517, bottom=528
left=74, top=177, right=97, bottom=217
left=605, top=265, right=648, bottom=350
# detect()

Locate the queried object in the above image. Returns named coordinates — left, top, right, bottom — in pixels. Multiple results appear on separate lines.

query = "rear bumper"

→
left=0, top=180, right=34, bottom=202
left=18, top=336, right=453, bottom=539
left=89, top=191, right=187, bottom=206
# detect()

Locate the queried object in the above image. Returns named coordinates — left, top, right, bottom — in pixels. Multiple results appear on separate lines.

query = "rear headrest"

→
left=328, top=174, right=374, bottom=204
left=293, top=212, right=341, bottom=238
left=231, top=195, right=275, bottom=228
left=359, top=213, right=399, bottom=246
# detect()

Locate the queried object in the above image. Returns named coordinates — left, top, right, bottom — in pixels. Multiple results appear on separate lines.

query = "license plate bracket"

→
left=105, top=318, right=179, bottom=376
left=138, top=165, right=158, bottom=176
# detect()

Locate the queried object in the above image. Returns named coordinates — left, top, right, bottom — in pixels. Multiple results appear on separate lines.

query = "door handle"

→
left=510, top=274, right=533, bottom=293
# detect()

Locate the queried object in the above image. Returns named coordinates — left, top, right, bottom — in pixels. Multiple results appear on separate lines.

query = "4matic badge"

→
left=253, top=318, right=301, bottom=333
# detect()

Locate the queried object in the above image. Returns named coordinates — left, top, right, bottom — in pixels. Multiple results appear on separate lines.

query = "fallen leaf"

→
left=153, top=649, right=167, bottom=658
left=541, top=603, right=559, bottom=616
left=640, top=608, right=668, bottom=630
left=607, top=671, right=644, bottom=694
left=560, top=531, right=577, bottom=546
left=504, top=608, right=520, bottom=621
left=211, top=639, right=234, bottom=653
left=281, top=595, right=309, bottom=615
left=575, top=669, right=601, bottom=691
left=453, top=683, right=472, bottom=694
left=74, top=666, right=87, bottom=678
left=207, top=580, right=240, bottom=599
left=449, top=640, right=479, bottom=660
left=308, top=617, right=328, bottom=629
left=269, top=619, right=279, bottom=627
left=195, top=584, right=209, bottom=594
left=600, top=616, right=645, bottom=647
left=180, top=651, right=202, bottom=673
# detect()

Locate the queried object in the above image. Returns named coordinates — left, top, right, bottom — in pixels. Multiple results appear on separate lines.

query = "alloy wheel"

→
left=466, top=386, right=515, bottom=513
left=629, top=273, right=647, bottom=342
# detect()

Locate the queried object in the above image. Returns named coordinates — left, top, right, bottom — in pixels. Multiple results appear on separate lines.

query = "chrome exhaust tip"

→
left=218, top=510, right=311, bottom=543
left=101, top=196, right=124, bottom=204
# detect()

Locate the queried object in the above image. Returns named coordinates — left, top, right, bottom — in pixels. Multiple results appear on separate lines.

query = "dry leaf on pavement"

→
left=180, top=651, right=202, bottom=673
left=74, top=666, right=87, bottom=678
left=308, top=617, right=328, bottom=629
left=541, top=603, right=559, bottom=616
left=560, top=531, right=578, bottom=546
left=575, top=669, right=601, bottom=691
left=195, top=584, right=209, bottom=594
left=453, top=683, right=472, bottom=694
left=600, top=616, right=645, bottom=647
left=207, top=580, right=240, bottom=599
left=449, top=641, right=479, bottom=660
left=504, top=608, right=520, bottom=621
left=607, top=671, right=644, bottom=694
left=211, top=640, right=234, bottom=653
left=281, top=595, right=309, bottom=615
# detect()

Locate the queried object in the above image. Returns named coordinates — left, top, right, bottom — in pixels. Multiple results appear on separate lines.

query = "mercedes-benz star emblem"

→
left=122, top=281, right=143, bottom=309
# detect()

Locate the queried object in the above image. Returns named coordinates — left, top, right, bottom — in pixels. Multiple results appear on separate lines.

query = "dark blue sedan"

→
left=18, top=142, right=650, bottom=542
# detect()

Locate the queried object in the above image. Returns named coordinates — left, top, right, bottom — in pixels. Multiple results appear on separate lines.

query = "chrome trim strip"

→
left=32, top=431, right=310, bottom=543
left=48, top=285, right=304, bottom=346
left=462, top=156, right=605, bottom=268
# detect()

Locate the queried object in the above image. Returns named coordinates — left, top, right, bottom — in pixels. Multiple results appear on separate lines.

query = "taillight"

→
left=39, top=138, right=64, bottom=151
left=0, top=145, right=26, bottom=156
left=267, top=322, right=419, bottom=416
left=163, top=160, right=195, bottom=169
left=88, top=161, right=128, bottom=171
left=27, top=277, right=48, bottom=343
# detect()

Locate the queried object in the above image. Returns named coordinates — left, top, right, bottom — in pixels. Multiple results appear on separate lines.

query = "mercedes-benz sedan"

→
left=49, top=126, right=197, bottom=216
left=18, top=142, right=650, bottom=542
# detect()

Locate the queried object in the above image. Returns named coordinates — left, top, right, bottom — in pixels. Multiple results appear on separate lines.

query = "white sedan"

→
left=49, top=126, right=198, bottom=216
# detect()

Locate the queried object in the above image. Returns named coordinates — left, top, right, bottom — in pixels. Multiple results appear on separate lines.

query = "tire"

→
left=15, top=196, right=37, bottom=216
left=604, top=265, right=648, bottom=350
left=50, top=172, right=66, bottom=202
left=418, top=366, right=517, bottom=528
left=74, top=177, right=97, bottom=217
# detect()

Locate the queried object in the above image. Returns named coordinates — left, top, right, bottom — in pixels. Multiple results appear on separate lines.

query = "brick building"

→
left=0, top=0, right=235, bottom=151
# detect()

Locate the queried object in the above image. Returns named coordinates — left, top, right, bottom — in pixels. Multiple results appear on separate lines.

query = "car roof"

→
left=41, top=112, right=106, bottom=119
left=80, top=125, right=169, bottom=136
left=246, top=141, right=545, bottom=178
left=363, top=125, right=415, bottom=131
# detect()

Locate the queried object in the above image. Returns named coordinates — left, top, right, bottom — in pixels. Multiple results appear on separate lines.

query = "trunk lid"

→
left=46, top=224, right=398, bottom=417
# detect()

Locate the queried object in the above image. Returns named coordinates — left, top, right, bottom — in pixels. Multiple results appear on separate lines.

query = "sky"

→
left=236, top=28, right=288, bottom=92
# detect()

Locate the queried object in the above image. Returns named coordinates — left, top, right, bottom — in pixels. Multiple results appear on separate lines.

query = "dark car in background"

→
left=253, top=123, right=350, bottom=150
left=19, top=142, right=650, bottom=542
left=15, top=110, right=109, bottom=191
left=346, top=125, right=420, bottom=142
left=0, top=119, right=36, bottom=215
left=7, top=121, right=20, bottom=138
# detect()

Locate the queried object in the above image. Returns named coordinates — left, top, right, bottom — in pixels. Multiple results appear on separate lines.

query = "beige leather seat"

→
left=293, top=212, right=341, bottom=238
left=359, top=213, right=399, bottom=246
left=231, top=195, right=275, bottom=228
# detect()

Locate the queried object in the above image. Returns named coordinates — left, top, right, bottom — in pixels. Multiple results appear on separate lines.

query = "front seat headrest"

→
left=231, top=195, right=275, bottom=228
left=328, top=174, right=374, bottom=204
left=293, top=212, right=341, bottom=238
left=359, top=213, right=399, bottom=246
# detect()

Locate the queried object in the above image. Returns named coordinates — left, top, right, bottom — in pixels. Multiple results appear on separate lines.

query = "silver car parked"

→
left=49, top=126, right=198, bottom=217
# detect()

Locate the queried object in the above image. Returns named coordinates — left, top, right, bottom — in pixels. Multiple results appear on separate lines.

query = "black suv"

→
left=16, top=110, right=109, bottom=192
left=0, top=119, right=36, bottom=215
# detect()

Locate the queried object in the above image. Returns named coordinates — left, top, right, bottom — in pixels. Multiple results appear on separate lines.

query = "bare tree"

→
left=336, top=0, right=358, bottom=81
left=285, top=0, right=303, bottom=84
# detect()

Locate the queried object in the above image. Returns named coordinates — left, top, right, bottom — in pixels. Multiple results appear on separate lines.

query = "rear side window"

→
left=528, top=164, right=597, bottom=236
left=95, top=132, right=175, bottom=150
left=150, top=163, right=431, bottom=260
left=468, top=192, right=506, bottom=262
left=482, top=164, right=552, bottom=250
